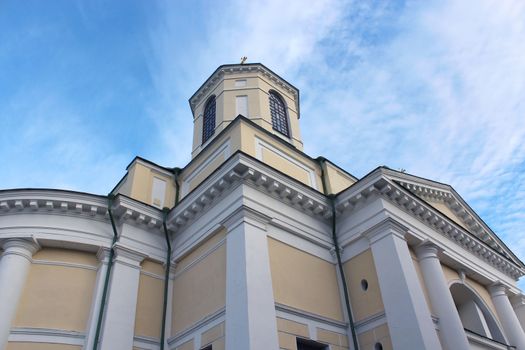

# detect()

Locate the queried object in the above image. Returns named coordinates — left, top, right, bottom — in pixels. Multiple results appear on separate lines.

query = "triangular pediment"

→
left=382, top=169, right=523, bottom=268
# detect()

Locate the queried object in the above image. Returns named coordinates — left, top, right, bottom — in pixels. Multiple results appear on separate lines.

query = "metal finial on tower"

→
left=240, top=56, right=247, bottom=64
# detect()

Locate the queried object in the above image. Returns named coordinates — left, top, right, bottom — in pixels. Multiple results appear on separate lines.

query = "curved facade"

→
left=1, top=63, right=525, bottom=350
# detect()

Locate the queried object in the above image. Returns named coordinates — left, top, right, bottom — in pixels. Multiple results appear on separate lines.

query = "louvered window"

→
left=202, top=96, right=216, bottom=144
left=269, top=91, right=290, bottom=137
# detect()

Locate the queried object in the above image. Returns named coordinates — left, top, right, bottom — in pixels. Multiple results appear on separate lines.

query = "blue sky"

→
left=1, top=0, right=524, bottom=278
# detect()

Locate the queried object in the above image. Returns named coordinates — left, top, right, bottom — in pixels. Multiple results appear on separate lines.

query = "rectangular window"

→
left=297, top=338, right=328, bottom=350
left=236, top=95, right=248, bottom=117
left=200, top=346, right=212, bottom=350
left=234, top=79, right=247, bottom=87
left=151, top=177, right=166, bottom=208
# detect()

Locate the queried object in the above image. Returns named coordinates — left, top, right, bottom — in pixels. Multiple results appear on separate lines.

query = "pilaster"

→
left=84, top=247, right=111, bottom=350
left=98, top=244, right=146, bottom=350
left=223, top=207, right=279, bottom=350
left=365, top=219, right=441, bottom=350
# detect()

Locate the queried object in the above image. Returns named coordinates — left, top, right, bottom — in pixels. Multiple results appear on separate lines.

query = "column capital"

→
left=112, top=243, right=147, bottom=269
left=1, top=238, right=40, bottom=261
left=221, top=206, right=270, bottom=232
left=364, top=218, right=409, bottom=244
left=415, top=241, right=441, bottom=261
left=96, top=247, right=112, bottom=264
left=489, top=283, right=508, bottom=298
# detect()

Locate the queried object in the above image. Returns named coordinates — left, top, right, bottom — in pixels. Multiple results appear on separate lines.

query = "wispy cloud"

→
left=148, top=0, right=525, bottom=284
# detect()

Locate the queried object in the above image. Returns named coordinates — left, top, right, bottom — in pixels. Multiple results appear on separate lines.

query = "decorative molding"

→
left=274, top=303, right=347, bottom=329
left=112, top=243, right=147, bottom=268
left=181, top=138, right=231, bottom=197
left=336, top=173, right=524, bottom=280
left=31, top=259, right=98, bottom=271
left=353, top=311, right=387, bottom=334
left=8, top=327, right=84, bottom=345
left=172, top=237, right=226, bottom=279
left=395, top=178, right=511, bottom=259
left=190, top=64, right=299, bottom=112
left=166, top=153, right=331, bottom=233
left=0, top=190, right=109, bottom=221
left=167, top=307, right=226, bottom=347
left=133, top=335, right=160, bottom=350
left=254, top=137, right=318, bottom=190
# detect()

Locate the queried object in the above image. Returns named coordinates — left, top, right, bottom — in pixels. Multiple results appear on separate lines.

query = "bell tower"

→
left=189, top=63, right=303, bottom=158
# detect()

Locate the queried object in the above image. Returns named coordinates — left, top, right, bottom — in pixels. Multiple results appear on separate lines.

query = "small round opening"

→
left=374, top=342, right=383, bottom=350
left=360, top=279, right=369, bottom=291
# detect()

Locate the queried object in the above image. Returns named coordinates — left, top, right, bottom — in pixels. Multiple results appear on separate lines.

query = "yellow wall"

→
left=268, top=238, right=344, bottom=321
left=277, top=318, right=309, bottom=350
left=357, top=324, right=393, bottom=350
left=441, top=264, right=499, bottom=322
left=134, top=260, right=165, bottom=339
left=427, top=200, right=467, bottom=229
left=171, top=236, right=226, bottom=334
left=342, top=249, right=384, bottom=322
left=14, top=249, right=96, bottom=332
left=6, top=343, right=81, bottom=350
left=317, top=328, right=349, bottom=350
left=201, top=322, right=225, bottom=350
left=175, top=339, right=194, bottom=350
left=121, top=161, right=175, bottom=209
left=324, top=162, right=356, bottom=194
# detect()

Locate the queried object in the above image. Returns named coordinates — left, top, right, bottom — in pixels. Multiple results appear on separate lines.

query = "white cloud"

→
left=148, top=0, right=525, bottom=283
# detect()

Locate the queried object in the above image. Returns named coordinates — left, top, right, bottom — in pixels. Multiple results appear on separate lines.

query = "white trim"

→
left=133, top=335, right=160, bottom=350
left=275, top=303, right=347, bottom=331
left=173, top=238, right=226, bottom=279
left=181, top=139, right=231, bottom=197
left=8, top=327, right=85, bottom=345
left=168, top=307, right=225, bottom=348
left=140, top=269, right=165, bottom=280
left=254, top=137, right=318, bottom=190
left=32, top=259, right=97, bottom=271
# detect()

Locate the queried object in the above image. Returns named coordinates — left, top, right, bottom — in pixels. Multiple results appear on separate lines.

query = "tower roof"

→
left=189, top=63, right=300, bottom=117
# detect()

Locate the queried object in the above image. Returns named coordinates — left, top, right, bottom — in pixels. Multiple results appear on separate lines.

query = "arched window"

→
left=269, top=91, right=290, bottom=137
left=202, top=96, right=216, bottom=144
left=450, top=282, right=506, bottom=343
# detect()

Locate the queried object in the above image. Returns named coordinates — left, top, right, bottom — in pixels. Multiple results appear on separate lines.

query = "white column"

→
left=366, top=220, right=441, bottom=350
left=490, top=284, right=525, bottom=350
left=224, top=209, right=279, bottom=350
left=416, top=243, right=470, bottom=350
left=0, top=238, right=39, bottom=350
left=84, top=247, right=111, bottom=350
left=98, top=244, right=146, bottom=350
left=512, top=295, right=525, bottom=332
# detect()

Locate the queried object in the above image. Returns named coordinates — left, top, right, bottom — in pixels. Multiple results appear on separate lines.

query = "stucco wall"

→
left=134, top=260, right=165, bottom=339
left=171, top=232, right=226, bottom=335
left=268, top=237, right=344, bottom=321
left=13, top=248, right=97, bottom=332
left=342, top=249, right=384, bottom=322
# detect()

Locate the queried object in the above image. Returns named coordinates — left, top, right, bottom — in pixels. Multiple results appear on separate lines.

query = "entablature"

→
left=335, top=170, right=525, bottom=281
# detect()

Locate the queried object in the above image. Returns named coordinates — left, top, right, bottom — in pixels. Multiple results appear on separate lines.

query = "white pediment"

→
left=383, top=169, right=522, bottom=267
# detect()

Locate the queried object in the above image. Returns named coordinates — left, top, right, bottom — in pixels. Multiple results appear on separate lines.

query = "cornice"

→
left=0, top=189, right=109, bottom=220
left=111, top=194, right=164, bottom=231
left=395, top=179, right=509, bottom=259
left=189, top=64, right=299, bottom=113
left=335, top=175, right=525, bottom=280
left=166, top=153, right=331, bottom=232
left=0, top=190, right=165, bottom=234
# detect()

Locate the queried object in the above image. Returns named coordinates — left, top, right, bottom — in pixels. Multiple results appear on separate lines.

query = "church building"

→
left=1, top=63, right=525, bottom=350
